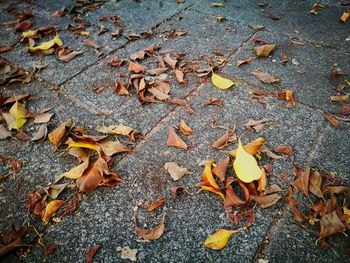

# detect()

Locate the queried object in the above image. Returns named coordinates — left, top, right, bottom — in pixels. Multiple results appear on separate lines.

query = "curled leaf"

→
left=164, top=162, right=190, bottom=181
left=167, top=128, right=188, bottom=150
left=320, top=211, right=346, bottom=239
left=211, top=129, right=237, bottom=149
left=48, top=119, right=74, bottom=147
left=56, top=159, right=89, bottom=181
left=42, top=200, right=65, bottom=224
left=204, top=229, right=238, bottom=250
left=229, top=137, right=266, bottom=157
left=135, top=219, right=165, bottom=241
left=9, top=101, right=28, bottom=130
left=128, top=61, right=145, bottom=73
left=27, top=33, right=62, bottom=52
left=147, top=198, right=165, bottom=212
left=98, top=140, right=131, bottom=156
left=251, top=194, right=281, bottom=208
left=233, top=139, right=262, bottom=183
left=86, top=245, right=100, bottom=263
left=254, top=44, right=276, bottom=57
left=20, top=29, right=38, bottom=42
left=179, top=119, right=192, bottom=135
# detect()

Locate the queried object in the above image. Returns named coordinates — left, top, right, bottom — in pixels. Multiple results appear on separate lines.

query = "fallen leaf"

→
left=331, top=69, right=344, bottom=79
left=96, top=124, right=141, bottom=141
left=31, top=124, right=48, bottom=141
left=260, top=145, right=283, bottom=160
left=224, top=185, right=245, bottom=208
left=55, top=159, right=89, bottom=181
left=204, top=98, right=224, bottom=108
left=20, top=29, right=38, bottom=42
left=200, top=161, right=220, bottom=189
left=9, top=101, right=28, bottom=130
left=120, top=246, right=138, bottom=262
left=130, top=50, right=145, bottom=61
left=199, top=185, right=225, bottom=199
left=251, top=194, right=281, bottom=208
left=48, top=119, right=74, bottom=147
left=27, top=33, right=62, bottom=52
left=17, top=130, right=31, bottom=141
left=174, top=69, right=185, bottom=83
left=340, top=11, right=350, bottom=22
left=42, top=200, right=65, bottom=224
left=15, top=19, right=32, bottom=31
left=83, top=38, right=100, bottom=49
left=45, top=183, right=68, bottom=199
left=170, top=186, right=186, bottom=200
left=308, top=169, right=323, bottom=198
left=0, top=124, right=12, bottom=139
left=2, top=156, right=23, bottom=173
left=0, top=45, right=12, bottom=53
left=114, top=81, right=129, bottom=96
left=210, top=3, right=224, bottom=7
left=163, top=54, right=177, bottom=69
left=324, top=114, right=340, bottom=128
left=292, top=165, right=310, bottom=196
left=229, top=137, right=266, bottom=157
left=245, top=118, right=270, bottom=132
left=76, top=158, right=107, bottom=192
left=146, top=67, right=168, bottom=75
left=249, top=24, right=265, bottom=30
left=147, top=198, right=165, bottom=212
left=167, top=128, right=188, bottom=150
left=203, top=229, right=238, bottom=250
left=236, top=57, right=256, bottom=68
left=128, top=61, right=145, bottom=73
left=98, top=140, right=131, bottom=156
left=58, top=50, right=83, bottom=62
left=212, top=72, right=236, bottom=90
left=285, top=89, right=297, bottom=102
left=179, top=119, right=192, bottom=135
left=86, top=245, right=100, bottom=263
left=286, top=187, right=308, bottom=222
left=135, top=219, right=165, bottom=241
left=233, top=139, right=262, bottom=183
left=257, top=168, right=267, bottom=193
left=164, top=162, right=190, bottom=181
left=320, top=211, right=346, bottom=239
left=251, top=71, right=281, bottom=84
left=330, top=94, right=349, bottom=103
left=212, top=157, right=229, bottom=181
left=254, top=44, right=276, bottom=57
left=33, top=112, right=54, bottom=124
left=211, top=129, right=237, bottom=149
left=274, top=145, right=294, bottom=161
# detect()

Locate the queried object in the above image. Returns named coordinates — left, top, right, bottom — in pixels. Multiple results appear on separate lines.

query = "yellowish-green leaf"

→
left=27, top=33, right=62, bottom=52
left=210, top=3, right=224, bottom=7
left=212, top=72, right=236, bottom=90
left=20, top=29, right=38, bottom=42
left=233, top=139, right=262, bottom=183
left=9, top=101, right=28, bottom=130
left=68, top=141, right=100, bottom=151
left=204, top=229, right=238, bottom=250
left=55, top=159, right=89, bottom=181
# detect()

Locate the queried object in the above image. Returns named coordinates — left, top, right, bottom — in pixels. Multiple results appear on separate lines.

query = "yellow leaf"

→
left=210, top=3, right=224, bottom=7
left=313, top=3, right=325, bottom=8
left=204, top=229, right=238, bottom=250
left=55, top=159, right=89, bottom=181
left=9, top=101, right=28, bottom=130
left=344, top=207, right=350, bottom=225
left=20, top=29, right=38, bottom=42
left=201, top=161, right=220, bottom=189
left=199, top=186, right=225, bottom=200
left=229, top=137, right=266, bottom=157
left=27, top=33, right=62, bottom=52
left=340, top=11, right=350, bottom=23
left=42, top=200, right=65, bottom=224
left=211, top=72, right=236, bottom=90
left=79, top=31, right=90, bottom=36
left=233, top=139, right=262, bottom=183
left=68, top=141, right=100, bottom=151
left=308, top=9, right=318, bottom=15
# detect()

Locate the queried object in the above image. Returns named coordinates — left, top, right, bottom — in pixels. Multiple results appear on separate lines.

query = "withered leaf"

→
left=48, top=119, right=74, bottom=147
left=274, top=145, right=295, bottom=161
left=2, top=156, right=23, bottom=173
left=330, top=94, right=349, bottom=103
left=128, top=61, right=145, bottom=73
left=257, top=168, right=267, bottom=193
left=130, top=50, right=145, bottom=61
left=42, top=200, right=65, bottom=224
left=0, top=45, right=13, bottom=53
left=99, top=140, right=131, bottom=156
left=245, top=118, right=270, bottom=132
left=45, top=183, right=68, bottom=199
left=146, top=67, right=168, bottom=76
left=167, top=128, right=188, bottom=150
left=330, top=69, right=344, bottom=79
left=164, top=162, right=190, bottom=181
left=340, top=11, right=350, bottom=22
left=251, top=194, right=281, bottom=208
left=292, top=165, right=310, bottom=196
left=148, top=87, right=169, bottom=100
left=308, top=169, right=323, bottom=198
left=324, top=114, right=339, bottom=128
left=236, top=57, right=255, bottom=68
left=260, top=145, right=284, bottom=160
left=320, top=211, right=346, bottom=239
left=212, top=157, right=229, bottom=181
left=58, top=50, right=83, bottom=62
left=135, top=219, right=165, bottom=241
left=286, top=187, right=308, bottom=222
left=83, top=38, right=100, bottom=49
left=31, top=124, right=48, bottom=142
left=251, top=71, right=281, bottom=84
left=0, top=124, right=12, bottom=139
left=254, top=44, right=276, bottom=57
left=15, top=19, right=32, bottom=31
left=170, top=186, right=186, bottom=200
left=86, top=245, right=100, bottom=263
left=67, top=147, right=89, bottom=162
left=147, top=198, right=165, bottom=212
left=179, top=119, right=192, bottom=135
left=204, top=98, right=224, bottom=108
left=174, top=69, right=185, bottom=83
left=211, top=129, right=236, bottom=149
left=33, top=112, right=54, bottom=124
left=17, top=130, right=31, bottom=141
left=249, top=24, right=265, bottom=31
left=163, top=54, right=177, bottom=69
left=224, top=185, right=245, bottom=209
left=76, top=158, right=107, bottom=192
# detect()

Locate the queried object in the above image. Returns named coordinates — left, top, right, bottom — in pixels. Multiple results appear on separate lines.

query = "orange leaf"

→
left=147, top=198, right=165, bottom=212
left=224, top=185, right=245, bottom=209
left=48, top=119, right=74, bottom=147
left=76, top=158, right=107, bottom=192
left=212, top=157, right=229, bottom=181
left=254, top=44, right=276, bottom=57
left=292, top=166, right=310, bottom=196
left=128, top=61, right=145, bottom=73
left=42, top=200, right=65, bottom=224
left=166, top=128, right=188, bottom=150
left=135, top=219, right=165, bottom=241
left=179, top=119, right=193, bottom=135
left=257, top=168, right=267, bottom=193
left=199, top=186, right=225, bottom=200
left=201, top=161, right=219, bottom=189
left=229, top=137, right=266, bottom=157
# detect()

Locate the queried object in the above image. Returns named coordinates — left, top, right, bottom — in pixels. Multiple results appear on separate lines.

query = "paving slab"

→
left=191, top=0, right=350, bottom=52
left=221, top=30, right=349, bottom=114
left=30, top=82, right=326, bottom=262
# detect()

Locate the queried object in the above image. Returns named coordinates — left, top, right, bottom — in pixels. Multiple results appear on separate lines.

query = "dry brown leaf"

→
left=212, top=157, right=229, bottom=181
left=146, top=68, right=168, bottom=75
left=48, top=119, right=74, bottom=148
left=167, top=128, right=188, bottom=150
left=320, top=211, right=346, bottom=239
left=309, top=169, right=323, bottom=198
left=31, top=124, right=48, bottom=142
left=179, top=119, right=193, bottom=135
left=42, top=200, right=65, bottom=224
left=286, top=187, right=308, bottom=222
left=58, top=50, right=83, bottom=62
left=211, top=129, right=237, bottom=149
left=236, top=57, right=255, bottom=68
left=0, top=124, right=12, bottom=139
left=244, top=118, right=270, bottom=132
left=257, top=168, right=267, bottom=193
left=204, top=98, right=224, bottom=108
left=251, top=194, right=281, bottom=208
left=114, top=81, right=129, bottom=96
left=324, top=114, right=339, bottom=128
left=224, top=185, right=245, bottom=209
left=174, top=69, right=185, bottom=83
left=130, top=50, right=145, bottom=61
left=251, top=71, right=281, bottom=84
left=260, top=145, right=284, bottom=160
left=86, top=245, right=100, bottom=263
left=170, top=186, right=186, bottom=200
left=128, top=61, right=145, bottom=73
left=292, top=165, right=310, bottom=196
left=83, top=38, right=100, bottom=49
left=0, top=45, right=13, bottom=53
left=33, top=112, right=54, bottom=124
left=340, top=11, right=350, bottom=22
left=148, top=87, right=169, bottom=100
left=76, top=158, right=107, bottom=192
left=330, top=94, right=349, bottom=103
left=2, top=156, right=23, bottom=173
left=274, top=145, right=294, bottom=161
left=147, top=198, right=165, bottom=212
left=163, top=54, right=177, bottom=69
left=135, top=219, right=165, bottom=241
left=249, top=24, right=265, bottom=30
left=164, top=162, right=190, bottom=181
left=98, top=140, right=131, bottom=156
left=254, top=44, right=276, bottom=57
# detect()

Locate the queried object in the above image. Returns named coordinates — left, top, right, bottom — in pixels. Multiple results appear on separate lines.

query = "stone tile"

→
left=221, top=30, right=349, bottom=114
